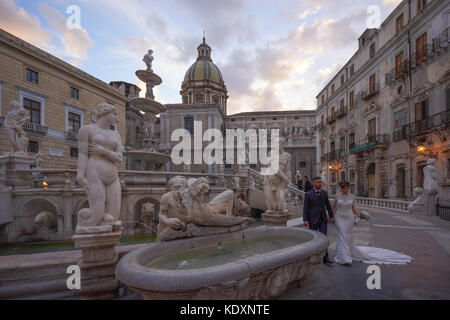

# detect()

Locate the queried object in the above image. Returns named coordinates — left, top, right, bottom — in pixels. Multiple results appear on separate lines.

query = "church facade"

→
left=154, top=37, right=317, bottom=180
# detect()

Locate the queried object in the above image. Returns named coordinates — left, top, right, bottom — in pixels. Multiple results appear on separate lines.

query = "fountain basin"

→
left=115, top=227, right=328, bottom=299
left=130, top=97, right=166, bottom=114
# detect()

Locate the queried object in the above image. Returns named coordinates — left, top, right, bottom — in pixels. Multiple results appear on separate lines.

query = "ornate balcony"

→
left=361, top=83, right=380, bottom=100
left=320, top=148, right=346, bottom=162
left=326, top=114, right=337, bottom=124
left=64, top=130, right=78, bottom=141
left=24, top=121, right=48, bottom=135
left=336, top=106, right=348, bottom=119
left=385, top=60, right=410, bottom=86
left=393, top=127, right=407, bottom=142
left=404, top=109, right=450, bottom=138
left=349, top=134, right=390, bottom=154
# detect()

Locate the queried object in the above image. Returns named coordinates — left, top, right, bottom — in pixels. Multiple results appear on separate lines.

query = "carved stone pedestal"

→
left=72, top=230, right=122, bottom=300
left=0, top=154, right=34, bottom=188
left=261, top=210, right=292, bottom=226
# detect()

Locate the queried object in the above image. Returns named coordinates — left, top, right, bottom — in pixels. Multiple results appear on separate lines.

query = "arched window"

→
left=135, top=126, right=140, bottom=139
left=196, top=93, right=203, bottom=103
left=213, top=95, right=219, bottom=104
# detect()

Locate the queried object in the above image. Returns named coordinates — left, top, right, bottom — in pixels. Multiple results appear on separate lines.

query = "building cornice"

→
left=0, top=28, right=128, bottom=102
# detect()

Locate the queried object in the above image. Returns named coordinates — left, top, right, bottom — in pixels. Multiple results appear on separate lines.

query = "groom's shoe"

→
left=323, top=257, right=334, bottom=265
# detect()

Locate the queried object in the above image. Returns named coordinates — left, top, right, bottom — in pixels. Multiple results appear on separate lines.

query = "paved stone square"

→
left=282, top=208, right=450, bottom=299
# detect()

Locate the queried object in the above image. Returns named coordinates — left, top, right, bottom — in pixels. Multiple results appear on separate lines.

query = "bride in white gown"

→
left=332, top=181, right=413, bottom=266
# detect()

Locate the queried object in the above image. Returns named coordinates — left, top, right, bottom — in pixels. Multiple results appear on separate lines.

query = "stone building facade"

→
left=315, top=0, right=449, bottom=200
left=0, top=29, right=128, bottom=169
left=156, top=37, right=316, bottom=179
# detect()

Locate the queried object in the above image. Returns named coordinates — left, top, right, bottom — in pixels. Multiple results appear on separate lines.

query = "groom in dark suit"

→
left=303, top=176, right=334, bottom=265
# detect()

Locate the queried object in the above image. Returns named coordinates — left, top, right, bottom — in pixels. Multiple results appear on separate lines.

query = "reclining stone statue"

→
left=157, top=176, right=254, bottom=241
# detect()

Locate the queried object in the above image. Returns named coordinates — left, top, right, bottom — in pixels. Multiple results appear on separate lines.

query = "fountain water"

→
left=124, top=50, right=171, bottom=170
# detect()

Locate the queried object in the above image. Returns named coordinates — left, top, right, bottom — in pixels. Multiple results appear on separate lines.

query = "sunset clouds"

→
left=0, top=0, right=400, bottom=113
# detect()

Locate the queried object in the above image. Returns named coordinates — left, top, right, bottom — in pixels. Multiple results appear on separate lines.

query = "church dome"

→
left=183, top=36, right=224, bottom=85
left=184, top=60, right=223, bottom=84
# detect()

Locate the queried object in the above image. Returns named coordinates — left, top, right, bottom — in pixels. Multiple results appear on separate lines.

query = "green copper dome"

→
left=184, top=59, right=223, bottom=84
left=183, top=37, right=224, bottom=85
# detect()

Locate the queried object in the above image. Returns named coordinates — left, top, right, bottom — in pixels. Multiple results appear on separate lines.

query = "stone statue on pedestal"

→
left=423, top=158, right=438, bottom=216
left=263, top=137, right=291, bottom=215
left=5, top=100, right=28, bottom=154
left=143, top=49, right=154, bottom=71
left=75, top=103, right=124, bottom=234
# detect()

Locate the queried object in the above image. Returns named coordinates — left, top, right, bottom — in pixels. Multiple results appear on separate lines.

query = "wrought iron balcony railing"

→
left=404, top=109, right=450, bottom=138
left=349, top=134, right=390, bottom=154
left=326, top=114, right=337, bottom=124
left=385, top=60, right=410, bottom=86
left=336, top=106, right=348, bottom=118
left=361, top=83, right=380, bottom=100
left=393, top=127, right=407, bottom=142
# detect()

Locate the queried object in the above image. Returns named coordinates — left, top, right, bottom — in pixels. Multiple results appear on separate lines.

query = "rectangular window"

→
left=299, top=161, right=307, bottom=168
left=70, top=87, right=79, bottom=100
left=339, top=136, right=345, bottom=150
left=446, top=88, right=450, bottom=111
left=68, top=112, right=81, bottom=133
left=331, top=172, right=336, bottom=184
left=417, top=0, right=427, bottom=12
left=369, top=74, right=376, bottom=94
left=26, top=69, right=39, bottom=84
left=71, top=147, right=78, bottom=158
left=350, top=64, right=354, bottom=76
left=28, top=141, right=39, bottom=153
left=321, top=115, right=324, bottom=126
left=415, top=100, right=428, bottom=121
left=368, top=118, right=376, bottom=137
left=394, top=110, right=406, bottom=129
left=395, top=52, right=404, bottom=78
left=340, top=99, right=345, bottom=113
left=340, top=75, right=344, bottom=86
left=447, top=158, right=450, bottom=180
left=23, top=98, right=41, bottom=124
left=331, top=84, right=335, bottom=94
left=349, top=133, right=355, bottom=149
left=416, top=32, right=427, bottom=65
left=184, top=116, right=194, bottom=135
left=321, top=95, right=325, bottom=105
left=396, top=14, right=404, bottom=34
left=370, top=43, right=376, bottom=58
left=349, top=91, right=355, bottom=109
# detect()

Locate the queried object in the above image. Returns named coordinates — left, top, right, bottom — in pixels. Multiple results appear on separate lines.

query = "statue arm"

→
left=93, top=132, right=124, bottom=163
left=76, top=126, right=89, bottom=189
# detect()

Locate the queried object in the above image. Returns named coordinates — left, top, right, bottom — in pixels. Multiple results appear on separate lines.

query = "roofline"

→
left=0, top=28, right=128, bottom=102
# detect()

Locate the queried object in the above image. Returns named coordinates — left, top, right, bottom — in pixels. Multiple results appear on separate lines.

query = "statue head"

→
left=168, top=176, right=187, bottom=191
left=93, top=103, right=117, bottom=125
left=187, top=177, right=209, bottom=197
left=426, top=158, right=436, bottom=166
left=10, top=100, right=20, bottom=110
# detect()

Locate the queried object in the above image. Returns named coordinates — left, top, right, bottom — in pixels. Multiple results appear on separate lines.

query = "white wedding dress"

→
left=333, top=193, right=413, bottom=265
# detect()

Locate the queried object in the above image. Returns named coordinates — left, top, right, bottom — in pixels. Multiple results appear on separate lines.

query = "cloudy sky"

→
left=0, top=0, right=402, bottom=114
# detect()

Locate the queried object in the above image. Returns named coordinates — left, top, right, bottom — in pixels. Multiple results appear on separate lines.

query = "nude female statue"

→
left=75, top=103, right=124, bottom=233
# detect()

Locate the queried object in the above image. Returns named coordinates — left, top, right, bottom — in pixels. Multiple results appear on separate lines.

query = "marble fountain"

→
left=116, top=176, right=329, bottom=300
left=125, top=50, right=170, bottom=171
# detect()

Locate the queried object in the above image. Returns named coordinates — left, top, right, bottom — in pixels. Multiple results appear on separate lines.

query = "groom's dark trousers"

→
left=303, top=189, right=334, bottom=262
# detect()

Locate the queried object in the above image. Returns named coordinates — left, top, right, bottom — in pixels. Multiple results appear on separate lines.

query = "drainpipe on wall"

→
left=407, top=0, right=414, bottom=200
